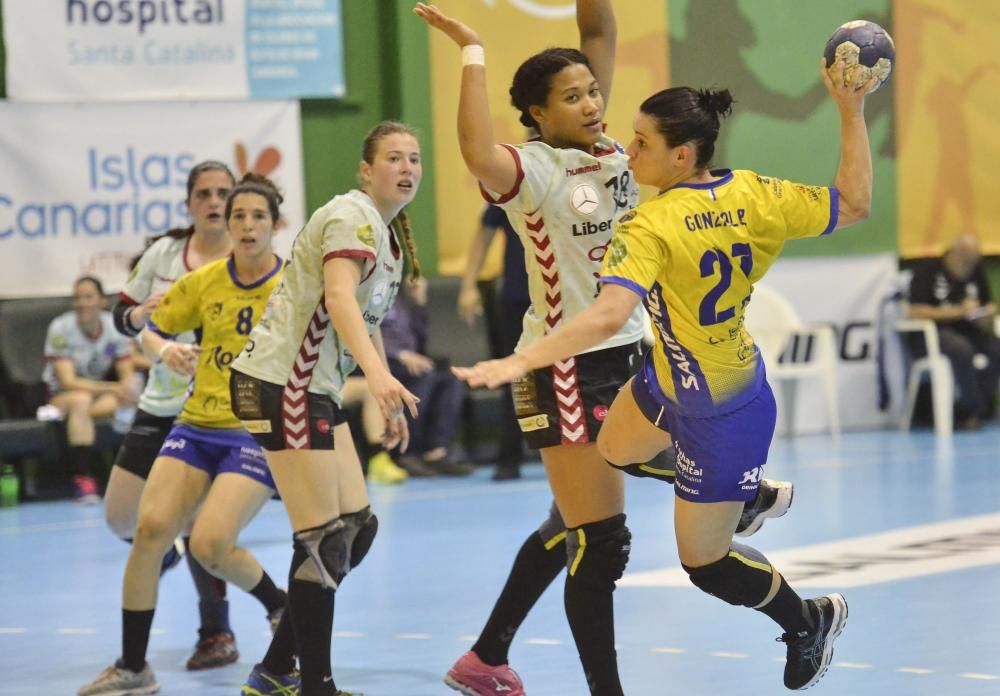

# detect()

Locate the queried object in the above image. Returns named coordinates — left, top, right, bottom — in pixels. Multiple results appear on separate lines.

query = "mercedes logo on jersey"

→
left=571, top=183, right=600, bottom=216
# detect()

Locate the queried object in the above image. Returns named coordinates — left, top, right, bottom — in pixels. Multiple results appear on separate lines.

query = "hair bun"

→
left=697, top=89, right=734, bottom=119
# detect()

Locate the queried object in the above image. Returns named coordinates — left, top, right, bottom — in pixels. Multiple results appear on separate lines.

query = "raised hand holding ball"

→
left=824, top=20, right=895, bottom=93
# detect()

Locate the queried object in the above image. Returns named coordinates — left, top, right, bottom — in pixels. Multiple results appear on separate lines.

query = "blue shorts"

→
left=159, top=422, right=276, bottom=490
left=631, top=356, right=776, bottom=503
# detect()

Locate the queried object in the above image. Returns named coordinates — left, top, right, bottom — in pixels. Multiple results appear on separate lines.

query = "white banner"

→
left=2, top=0, right=344, bottom=101
left=0, top=100, right=304, bottom=298
left=759, top=254, right=898, bottom=434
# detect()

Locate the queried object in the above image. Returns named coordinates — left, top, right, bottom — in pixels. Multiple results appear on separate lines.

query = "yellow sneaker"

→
left=366, top=451, right=408, bottom=484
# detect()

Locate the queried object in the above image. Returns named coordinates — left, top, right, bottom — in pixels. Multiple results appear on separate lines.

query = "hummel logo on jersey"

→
left=565, top=163, right=602, bottom=177
left=492, top=677, right=512, bottom=692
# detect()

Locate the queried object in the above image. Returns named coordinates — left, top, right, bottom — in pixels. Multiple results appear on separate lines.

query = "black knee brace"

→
left=343, top=506, right=378, bottom=569
left=292, top=516, right=358, bottom=590
left=537, top=501, right=567, bottom=549
left=565, top=514, right=631, bottom=591
left=683, top=542, right=775, bottom=608
left=611, top=446, right=677, bottom=484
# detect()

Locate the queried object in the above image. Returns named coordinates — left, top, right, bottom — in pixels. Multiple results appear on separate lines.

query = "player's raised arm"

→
left=414, top=3, right=518, bottom=195
left=577, top=0, right=617, bottom=108
left=822, top=57, right=873, bottom=229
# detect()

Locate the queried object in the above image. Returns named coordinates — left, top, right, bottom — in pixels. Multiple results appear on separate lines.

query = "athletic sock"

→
left=69, top=445, right=97, bottom=478
left=121, top=608, right=155, bottom=673
left=262, top=606, right=297, bottom=676
left=185, top=537, right=231, bottom=635
left=757, top=575, right=817, bottom=634
left=472, top=530, right=566, bottom=666
left=287, top=578, right=338, bottom=695
left=564, top=515, right=628, bottom=696
left=250, top=571, right=287, bottom=614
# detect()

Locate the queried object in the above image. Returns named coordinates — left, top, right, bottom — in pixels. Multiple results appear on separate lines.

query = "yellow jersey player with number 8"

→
left=79, top=174, right=289, bottom=696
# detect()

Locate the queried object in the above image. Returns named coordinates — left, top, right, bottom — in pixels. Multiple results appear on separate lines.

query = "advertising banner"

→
left=2, top=0, right=345, bottom=100
left=0, top=100, right=304, bottom=298
left=758, top=254, right=899, bottom=434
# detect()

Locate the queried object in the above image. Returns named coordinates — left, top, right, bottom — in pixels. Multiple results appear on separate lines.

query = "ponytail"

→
left=392, top=208, right=421, bottom=281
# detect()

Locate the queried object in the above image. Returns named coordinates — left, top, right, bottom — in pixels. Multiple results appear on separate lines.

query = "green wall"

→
left=669, top=0, right=896, bottom=257
left=0, top=0, right=439, bottom=272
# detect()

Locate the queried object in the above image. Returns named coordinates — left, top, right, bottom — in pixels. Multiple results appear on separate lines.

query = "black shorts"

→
left=512, top=341, right=643, bottom=450
left=230, top=369, right=346, bottom=452
left=112, top=409, right=176, bottom=480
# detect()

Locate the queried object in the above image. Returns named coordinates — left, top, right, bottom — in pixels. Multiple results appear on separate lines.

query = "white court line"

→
left=459, top=635, right=477, bottom=642
left=0, top=628, right=27, bottom=634
left=959, top=673, right=1000, bottom=681
left=57, top=628, right=97, bottom=635
left=711, top=651, right=748, bottom=659
left=394, top=632, right=432, bottom=640
left=835, top=662, right=874, bottom=669
left=652, top=647, right=687, bottom=654
left=333, top=631, right=367, bottom=638
left=896, top=667, right=935, bottom=675
left=524, top=638, right=561, bottom=645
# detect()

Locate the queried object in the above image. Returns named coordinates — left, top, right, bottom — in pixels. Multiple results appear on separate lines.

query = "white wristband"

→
left=158, top=342, right=172, bottom=361
left=462, top=44, right=485, bottom=67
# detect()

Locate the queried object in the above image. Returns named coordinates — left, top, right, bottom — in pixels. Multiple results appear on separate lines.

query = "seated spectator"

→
left=383, top=277, right=473, bottom=477
left=341, top=374, right=410, bottom=484
left=908, top=233, right=1000, bottom=429
left=43, top=276, right=138, bottom=502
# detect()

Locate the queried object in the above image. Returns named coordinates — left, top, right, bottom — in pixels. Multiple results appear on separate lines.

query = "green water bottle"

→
left=0, top=464, right=18, bottom=507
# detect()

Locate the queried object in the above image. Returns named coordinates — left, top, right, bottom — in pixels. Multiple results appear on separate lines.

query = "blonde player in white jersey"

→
left=230, top=120, right=422, bottom=696
left=417, top=3, right=792, bottom=695
left=106, top=161, right=251, bottom=670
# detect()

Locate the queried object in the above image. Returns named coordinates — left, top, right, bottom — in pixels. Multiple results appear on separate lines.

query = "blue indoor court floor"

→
left=2, top=428, right=999, bottom=695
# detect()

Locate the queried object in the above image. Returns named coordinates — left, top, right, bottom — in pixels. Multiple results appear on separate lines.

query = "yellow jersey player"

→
left=455, top=57, right=875, bottom=692
left=80, top=174, right=289, bottom=696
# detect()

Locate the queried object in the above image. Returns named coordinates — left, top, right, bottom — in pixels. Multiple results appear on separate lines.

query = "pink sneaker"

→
left=445, top=650, right=525, bottom=696
left=73, top=475, right=101, bottom=505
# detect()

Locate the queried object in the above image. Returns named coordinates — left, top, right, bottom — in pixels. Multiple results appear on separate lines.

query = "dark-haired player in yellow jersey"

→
left=80, top=174, right=289, bottom=696
left=455, top=58, right=875, bottom=692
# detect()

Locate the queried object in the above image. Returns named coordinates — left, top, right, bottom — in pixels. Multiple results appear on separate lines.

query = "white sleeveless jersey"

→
left=480, top=134, right=646, bottom=353
left=120, top=235, right=198, bottom=417
left=233, top=190, right=404, bottom=405
left=43, top=311, right=132, bottom=393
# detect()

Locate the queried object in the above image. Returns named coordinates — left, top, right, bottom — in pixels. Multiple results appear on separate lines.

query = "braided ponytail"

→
left=392, top=208, right=421, bottom=281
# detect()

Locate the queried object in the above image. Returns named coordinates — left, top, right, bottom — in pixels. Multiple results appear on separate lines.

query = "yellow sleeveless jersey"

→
left=600, top=169, right=838, bottom=416
left=148, top=255, right=284, bottom=428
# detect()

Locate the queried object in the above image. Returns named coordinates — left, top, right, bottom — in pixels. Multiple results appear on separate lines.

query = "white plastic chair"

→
left=895, top=316, right=954, bottom=438
left=744, top=283, right=840, bottom=437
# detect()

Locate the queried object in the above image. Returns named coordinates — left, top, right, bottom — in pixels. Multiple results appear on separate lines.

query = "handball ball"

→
left=824, top=20, right=895, bottom=93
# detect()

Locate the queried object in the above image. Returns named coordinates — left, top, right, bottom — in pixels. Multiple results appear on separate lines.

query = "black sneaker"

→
left=778, top=593, right=848, bottom=690
left=431, top=457, right=475, bottom=477
left=735, top=479, right=794, bottom=537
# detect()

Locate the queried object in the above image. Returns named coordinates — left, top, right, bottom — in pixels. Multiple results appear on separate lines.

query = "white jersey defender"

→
left=233, top=190, right=404, bottom=405
left=480, top=133, right=646, bottom=353
left=119, top=235, right=199, bottom=417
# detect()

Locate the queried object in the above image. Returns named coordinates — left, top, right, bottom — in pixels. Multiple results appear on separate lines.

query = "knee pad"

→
left=683, top=543, right=775, bottom=608
left=292, top=516, right=358, bottom=590
left=343, top=506, right=378, bottom=569
left=565, top=514, right=631, bottom=591
left=537, top=501, right=567, bottom=549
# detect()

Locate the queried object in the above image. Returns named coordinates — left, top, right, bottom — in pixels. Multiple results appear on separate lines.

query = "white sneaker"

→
left=78, top=660, right=159, bottom=695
